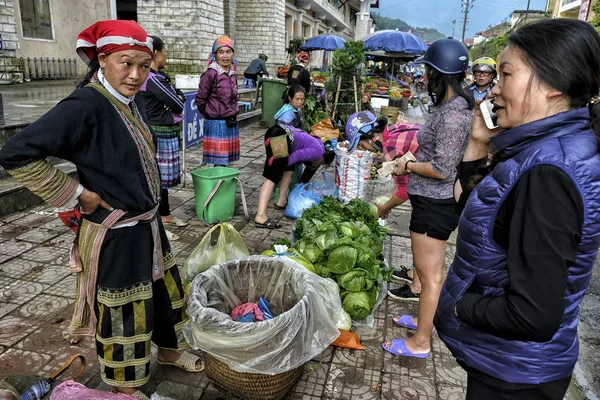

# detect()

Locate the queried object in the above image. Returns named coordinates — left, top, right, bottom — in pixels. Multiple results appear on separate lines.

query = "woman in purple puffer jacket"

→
left=195, top=35, right=239, bottom=166
left=254, top=124, right=335, bottom=229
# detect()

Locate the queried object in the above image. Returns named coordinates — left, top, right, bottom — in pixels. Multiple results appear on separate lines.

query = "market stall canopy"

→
left=362, top=30, right=428, bottom=54
left=300, top=34, right=346, bottom=51
left=365, top=50, right=421, bottom=60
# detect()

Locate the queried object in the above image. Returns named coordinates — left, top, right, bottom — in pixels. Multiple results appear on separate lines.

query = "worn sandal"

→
left=162, top=216, right=188, bottom=227
left=131, top=390, right=150, bottom=400
left=157, top=351, right=204, bottom=373
left=165, top=229, right=180, bottom=241
left=273, top=203, right=287, bottom=210
left=254, top=217, right=281, bottom=229
left=382, top=339, right=430, bottom=359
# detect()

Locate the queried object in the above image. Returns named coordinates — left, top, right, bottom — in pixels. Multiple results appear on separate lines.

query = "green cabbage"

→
left=343, top=292, right=371, bottom=321
left=327, top=246, right=358, bottom=274
left=338, top=270, right=366, bottom=292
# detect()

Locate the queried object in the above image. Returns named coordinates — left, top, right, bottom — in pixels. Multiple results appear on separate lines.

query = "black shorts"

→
left=262, top=130, right=295, bottom=184
left=408, top=194, right=459, bottom=241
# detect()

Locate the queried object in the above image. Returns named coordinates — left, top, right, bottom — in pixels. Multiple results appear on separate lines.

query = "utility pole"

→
left=452, top=19, right=457, bottom=38
left=524, top=0, right=531, bottom=24
left=461, top=0, right=471, bottom=43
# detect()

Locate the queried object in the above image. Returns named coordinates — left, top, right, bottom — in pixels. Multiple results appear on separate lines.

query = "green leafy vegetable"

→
left=327, top=246, right=358, bottom=274
left=338, top=270, right=366, bottom=292
left=343, top=292, right=372, bottom=321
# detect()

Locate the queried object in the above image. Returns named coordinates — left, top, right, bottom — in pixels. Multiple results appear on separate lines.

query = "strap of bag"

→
left=202, top=177, right=249, bottom=222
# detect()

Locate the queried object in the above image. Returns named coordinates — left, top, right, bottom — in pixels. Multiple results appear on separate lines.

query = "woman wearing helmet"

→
left=383, top=38, right=474, bottom=358
left=288, top=52, right=312, bottom=93
left=467, top=57, right=497, bottom=102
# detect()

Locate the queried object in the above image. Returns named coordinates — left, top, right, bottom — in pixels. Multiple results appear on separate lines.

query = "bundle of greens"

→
left=291, top=197, right=392, bottom=320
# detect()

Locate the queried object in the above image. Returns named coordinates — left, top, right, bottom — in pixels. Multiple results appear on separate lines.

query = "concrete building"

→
left=0, top=0, right=111, bottom=82
left=547, top=0, right=582, bottom=18
left=0, top=0, right=379, bottom=82
left=509, top=10, right=547, bottom=27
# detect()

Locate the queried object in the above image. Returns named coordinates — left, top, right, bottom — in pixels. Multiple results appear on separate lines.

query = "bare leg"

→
left=276, top=170, right=294, bottom=207
left=255, top=179, right=276, bottom=224
left=403, top=231, right=447, bottom=354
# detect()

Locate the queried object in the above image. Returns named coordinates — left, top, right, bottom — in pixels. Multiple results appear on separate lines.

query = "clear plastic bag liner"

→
left=184, top=256, right=342, bottom=374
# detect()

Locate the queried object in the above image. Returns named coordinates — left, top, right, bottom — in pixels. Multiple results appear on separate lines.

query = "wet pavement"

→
left=0, top=81, right=78, bottom=126
left=0, top=85, right=597, bottom=399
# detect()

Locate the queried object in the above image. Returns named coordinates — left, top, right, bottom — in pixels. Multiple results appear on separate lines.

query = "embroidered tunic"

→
left=0, top=81, right=188, bottom=388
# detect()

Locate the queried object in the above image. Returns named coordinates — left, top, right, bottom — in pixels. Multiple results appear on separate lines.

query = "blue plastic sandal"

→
left=382, top=338, right=430, bottom=358
left=393, top=315, right=418, bottom=330
left=392, top=315, right=437, bottom=334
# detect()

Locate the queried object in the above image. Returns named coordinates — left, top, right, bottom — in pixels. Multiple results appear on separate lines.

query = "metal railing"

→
left=21, top=57, right=78, bottom=81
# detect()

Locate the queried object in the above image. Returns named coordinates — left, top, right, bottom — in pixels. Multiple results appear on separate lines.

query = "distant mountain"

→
left=372, top=12, right=445, bottom=43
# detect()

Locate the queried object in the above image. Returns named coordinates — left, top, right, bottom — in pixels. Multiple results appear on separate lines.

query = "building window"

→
left=19, top=0, right=53, bottom=40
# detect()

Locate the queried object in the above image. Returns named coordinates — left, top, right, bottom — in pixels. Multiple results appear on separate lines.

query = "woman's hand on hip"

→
left=78, top=188, right=113, bottom=215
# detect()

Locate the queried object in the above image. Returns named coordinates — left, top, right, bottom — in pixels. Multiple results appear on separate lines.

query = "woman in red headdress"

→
left=0, top=20, right=203, bottom=399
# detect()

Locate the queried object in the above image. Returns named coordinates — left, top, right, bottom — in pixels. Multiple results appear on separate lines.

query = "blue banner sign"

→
left=183, top=91, right=203, bottom=148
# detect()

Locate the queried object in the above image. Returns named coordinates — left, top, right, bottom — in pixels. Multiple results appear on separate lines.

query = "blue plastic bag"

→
left=313, top=172, right=338, bottom=198
left=284, top=183, right=322, bottom=219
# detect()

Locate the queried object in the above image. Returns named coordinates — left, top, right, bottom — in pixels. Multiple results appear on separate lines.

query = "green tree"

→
left=371, top=13, right=444, bottom=42
left=326, top=41, right=366, bottom=131
left=592, top=0, right=600, bottom=32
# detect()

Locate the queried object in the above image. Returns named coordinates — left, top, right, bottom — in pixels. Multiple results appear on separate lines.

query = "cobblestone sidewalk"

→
left=0, top=110, right=471, bottom=399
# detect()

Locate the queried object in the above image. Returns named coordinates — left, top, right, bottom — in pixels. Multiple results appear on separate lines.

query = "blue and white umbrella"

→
left=300, top=34, right=346, bottom=51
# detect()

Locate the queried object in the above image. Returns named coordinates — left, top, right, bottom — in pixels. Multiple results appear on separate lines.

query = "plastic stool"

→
left=242, top=78, right=256, bottom=88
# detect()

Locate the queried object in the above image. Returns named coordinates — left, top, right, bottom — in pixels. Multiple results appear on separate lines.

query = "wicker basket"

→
left=204, top=353, right=304, bottom=400
left=381, top=106, right=401, bottom=123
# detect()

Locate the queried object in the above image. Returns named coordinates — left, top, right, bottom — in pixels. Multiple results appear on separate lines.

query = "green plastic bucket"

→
left=191, top=167, right=240, bottom=224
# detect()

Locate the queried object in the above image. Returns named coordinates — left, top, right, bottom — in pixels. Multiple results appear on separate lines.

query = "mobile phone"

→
left=480, top=98, right=498, bottom=130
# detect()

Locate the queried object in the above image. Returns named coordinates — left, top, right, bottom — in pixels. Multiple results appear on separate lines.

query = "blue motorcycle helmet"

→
left=414, top=37, right=469, bottom=75
left=345, top=111, right=379, bottom=153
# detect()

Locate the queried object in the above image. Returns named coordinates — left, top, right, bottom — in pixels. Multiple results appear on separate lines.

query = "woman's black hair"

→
left=282, top=84, right=306, bottom=104
left=150, top=36, right=165, bottom=53
left=76, top=58, right=100, bottom=89
left=323, top=140, right=336, bottom=165
left=507, top=19, right=600, bottom=137
left=427, top=68, right=474, bottom=108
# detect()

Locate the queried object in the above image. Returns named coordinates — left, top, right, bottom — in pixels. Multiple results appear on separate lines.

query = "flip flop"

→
left=157, top=351, right=204, bottom=373
left=273, top=203, right=287, bottom=210
left=382, top=338, right=430, bottom=358
left=393, top=315, right=437, bottom=334
left=393, top=315, right=418, bottom=330
left=162, top=216, right=188, bottom=227
left=254, top=217, right=281, bottom=229
left=165, top=229, right=180, bottom=241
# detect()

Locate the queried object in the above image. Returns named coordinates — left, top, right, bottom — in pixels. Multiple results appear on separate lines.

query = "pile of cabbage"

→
left=277, top=197, right=392, bottom=321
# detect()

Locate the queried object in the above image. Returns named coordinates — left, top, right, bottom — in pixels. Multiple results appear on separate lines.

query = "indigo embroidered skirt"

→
left=202, top=119, right=240, bottom=165
left=93, top=221, right=187, bottom=387
left=152, top=124, right=182, bottom=189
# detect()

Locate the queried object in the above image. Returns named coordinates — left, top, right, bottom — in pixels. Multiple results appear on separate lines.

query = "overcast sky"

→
left=375, top=0, right=548, bottom=39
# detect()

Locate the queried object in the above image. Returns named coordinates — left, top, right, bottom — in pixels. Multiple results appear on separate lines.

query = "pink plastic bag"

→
left=231, top=303, right=264, bottom=322
left=50, top=381, right=136, bottom=400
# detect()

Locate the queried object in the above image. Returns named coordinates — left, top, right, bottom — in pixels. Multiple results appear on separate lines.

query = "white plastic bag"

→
left=182, top=223, right=249, bottom=287
left=184, top=256, right=342, bottom=374
left=335, top=144, right=373, bottom=202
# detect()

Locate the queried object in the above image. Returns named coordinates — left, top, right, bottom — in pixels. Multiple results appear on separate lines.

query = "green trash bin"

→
left=256, top=77, right=288, bottom=128
left=191, top=167, right=240, bottom=224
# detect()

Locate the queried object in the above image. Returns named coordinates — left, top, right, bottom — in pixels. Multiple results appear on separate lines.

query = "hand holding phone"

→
left=479, top=98, right=498, bottom=130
